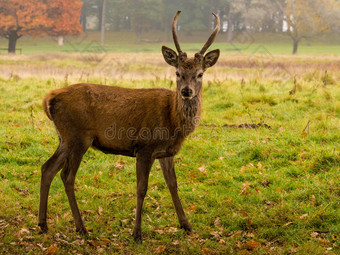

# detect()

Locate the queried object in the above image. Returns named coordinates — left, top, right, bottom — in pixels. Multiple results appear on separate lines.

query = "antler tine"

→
left=199, top=13, right=220, bottom=55
left=172, top=11, right=182, bottom=53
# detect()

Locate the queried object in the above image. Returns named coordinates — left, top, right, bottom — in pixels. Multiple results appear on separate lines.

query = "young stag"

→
left=38, top=11, right=220, bottom=241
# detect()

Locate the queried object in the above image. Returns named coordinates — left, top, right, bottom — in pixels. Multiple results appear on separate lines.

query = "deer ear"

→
left=203, top=49, right=220, bottom=69
left=162, top=46, right=178, bottom=67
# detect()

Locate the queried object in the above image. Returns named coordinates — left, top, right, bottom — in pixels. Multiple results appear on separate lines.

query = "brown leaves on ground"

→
left=245, top=240, right=260, bottom=250
left=98, top=206, right=103, bottom=215
left=198, top=165, right=207, bottom=174
left=240, top=182, right=252, bottom=195
left=46, top=244, right=58, bottom=255
left=115, top=159, right=126, bottom=170
left=154, top=245, right=166, bottom=254
left=240, top=211, right=252, bottom=230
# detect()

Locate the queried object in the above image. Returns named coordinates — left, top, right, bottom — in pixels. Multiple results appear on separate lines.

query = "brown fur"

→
left=38, top=11, right=220, bottom=242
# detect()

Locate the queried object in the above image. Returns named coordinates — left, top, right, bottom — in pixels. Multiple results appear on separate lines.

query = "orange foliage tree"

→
left=46, top=0, right=83, bottom=46
left=0, top=0, right=82, bottom=54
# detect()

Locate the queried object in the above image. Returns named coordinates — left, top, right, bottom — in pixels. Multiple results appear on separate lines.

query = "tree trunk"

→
left=292, top=39, right=299, bottom=54
left=101, top=0, right=107, bottom=46
left=8, top=31, right=19, bottom=54
left=226, top=10, right=233, bottom=43
left=98, top=0, right=103, bottom=31
left=80, top=1, right=87, bottom=31
left=226, top=19, right=233, bottom=43
left=136, top=28, right=142, bottom=44
left=57, top=36, right=64, bottom=46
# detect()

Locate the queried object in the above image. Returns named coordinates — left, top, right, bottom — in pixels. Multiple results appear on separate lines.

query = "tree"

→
left=46, top=0, right=83, bottom=46
left=279, top=0, right=340, bottom=54
left=0, top=1, right=52, bottom=53
left=0, top=0, right=83, bottom=53
left=101, top=0, right=107, bottom=45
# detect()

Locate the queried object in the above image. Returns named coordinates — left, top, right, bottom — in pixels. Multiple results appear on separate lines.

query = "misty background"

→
left=1, top=0, right=340, bottom=54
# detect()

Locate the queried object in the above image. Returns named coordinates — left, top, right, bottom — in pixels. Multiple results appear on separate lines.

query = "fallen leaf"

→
left=97, top=247, right=105, bottom=253
left=219, top=239, right=226, bottom=245
left=172, top=240, right=180, bottom=246
left=189, top=205, right=197, bottom=212
left=300, top=214, right=308, bottom=219
left=282, top=222, right=293, bottom=227
left=46, top=244, right=58, bottom=255
left=98, top=206, right=103, bottom=215
left=318, top=237, right=330, bottom=246
left=240, top=210, right=248, bottom=217
left=311, top=232, right=319, bottom=238
left=189, top=172, right=199, bottom=180
left=101, top=238, right=110, bottom=243
left=214, top=217, right=221, bottom=228
left=198, top=165, right=206, bottom=174
left=168, top=227, right=178, bottom=233
left=311, top=195, right=316, bottom=202
left=89, top=240, right=100, bottom=247
left=154, top=245, right=166, bottom=254
left=115, top=160, right=125, bottom=170
left=246, top=240, right=260, bottom=250
left=210, top=231, right=220, bottom=240
left=19, top=227, right=30, bottom=235
left=240, top=182, right=251, bottom=195
left=202, top=248, right=212, bottom=254
left=259, top=179, right=271, bottom=187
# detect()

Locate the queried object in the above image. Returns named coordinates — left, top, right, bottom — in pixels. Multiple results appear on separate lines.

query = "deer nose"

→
left=181, top=88, right=193, bottom=97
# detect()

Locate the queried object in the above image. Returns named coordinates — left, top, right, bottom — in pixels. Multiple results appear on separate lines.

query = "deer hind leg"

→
left=39, top=142, right=67, bottom=233
left=159, top=156, right=192, bottom=232
left=133, top=152, right=155, bottom=242
left=60, top=138, right=92, bottom=235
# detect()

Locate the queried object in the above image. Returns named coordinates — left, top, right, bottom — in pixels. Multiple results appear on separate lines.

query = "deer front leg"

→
left=159, top=156, right=192, bottom=232
left=133, top=152, right=154, bottom=242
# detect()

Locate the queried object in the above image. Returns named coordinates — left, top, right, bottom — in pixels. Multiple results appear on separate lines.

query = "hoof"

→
left=133, top=229, right=143, bottom=243
left=76, top=226, right=88, bottom=235
left=38, top=222, right=48, bottom=233
left=180, top=222, right=193, bottom=233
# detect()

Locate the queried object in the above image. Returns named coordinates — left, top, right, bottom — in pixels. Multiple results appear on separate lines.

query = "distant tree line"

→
left=1, top=0, right=340, bottom=54
left=81, top=0, right=340, bottom=54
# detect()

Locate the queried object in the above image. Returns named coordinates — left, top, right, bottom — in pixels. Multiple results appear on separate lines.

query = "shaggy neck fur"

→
left=175, top=89, right=202, bottom=133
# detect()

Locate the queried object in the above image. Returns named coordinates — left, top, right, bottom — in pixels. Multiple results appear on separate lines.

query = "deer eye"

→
left=176, top=71, right=180, bottom=78
left=197, top=73, right=203, bottom=78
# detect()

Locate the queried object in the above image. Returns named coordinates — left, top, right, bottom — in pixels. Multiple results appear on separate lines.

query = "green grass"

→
left=1, top=31, right=340, bottom=55
left=0, top=53, right=339, bottom=254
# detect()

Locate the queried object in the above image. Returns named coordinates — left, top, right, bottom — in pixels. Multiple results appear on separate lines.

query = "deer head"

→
left=162, top=11, right=220, bottom=100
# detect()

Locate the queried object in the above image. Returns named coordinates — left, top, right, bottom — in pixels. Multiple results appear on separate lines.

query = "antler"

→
left=172, top=11, right=182, bottom=53
left=199, top=13, right=220, bottom=55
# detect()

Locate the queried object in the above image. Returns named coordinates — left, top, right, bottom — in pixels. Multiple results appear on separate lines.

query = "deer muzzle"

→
left=181, top=87, right=193, bottom=99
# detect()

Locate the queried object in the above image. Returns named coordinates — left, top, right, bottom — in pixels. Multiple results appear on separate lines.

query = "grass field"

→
left=0, top=45, right=339, bottom=254
left=1, top=31, right=340, bottom=55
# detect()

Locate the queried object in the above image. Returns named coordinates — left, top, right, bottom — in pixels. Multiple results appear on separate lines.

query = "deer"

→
left=38, top=11, right=220, bottom=242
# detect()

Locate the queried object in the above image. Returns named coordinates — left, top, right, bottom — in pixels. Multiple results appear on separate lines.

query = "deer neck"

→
left=175, top=89, right=202, bottom=132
